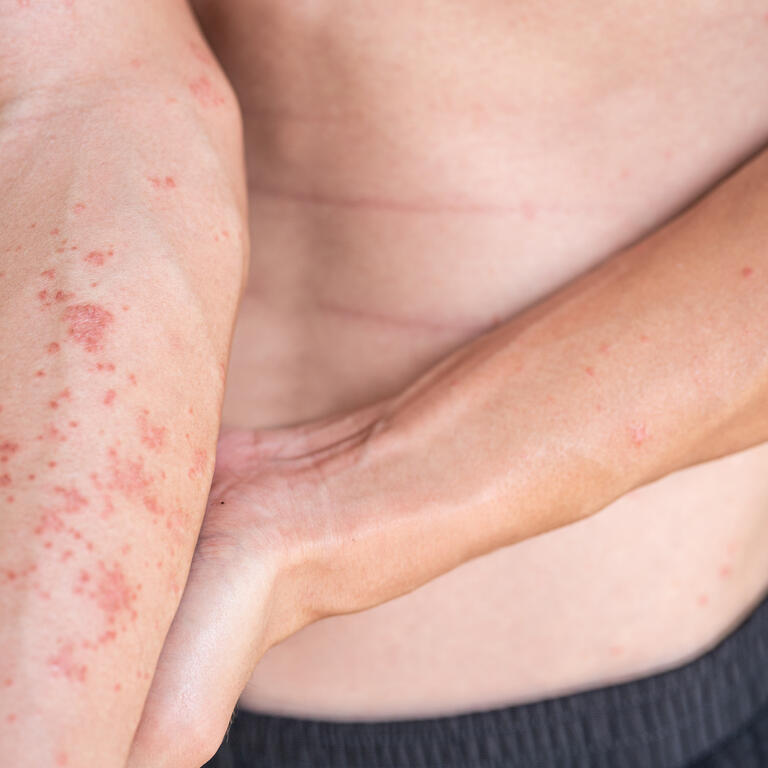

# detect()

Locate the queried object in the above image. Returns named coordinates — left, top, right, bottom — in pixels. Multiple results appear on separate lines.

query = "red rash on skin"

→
left=62, top=304, right=114, bottom=353
left=189, top=76, right=226, bottom=107
left=96, top=362, right=116, bottom=372
left=47, top=643, right=87, bottom=683
left=35, top=370, right=45, bottom=377
left=103, top=390, right=116, bottom=406
left=148, top=176, right=176, bottom=190
left=188, top=448, right=207, bottom=480
left=584, top=366, right=596, bottom=377
left=47, top=342, right=60, bottom=354
left=0, top=475, right=10, bottom=487
left=84, top=250, right=113, bottom=267
left=742, top=266, right=754, bottom=278
left=93, top=561, right=138, bottom=625
left=138, top=411, right=167, bottom=451
left=41, top=269, right=56, bottom=279
left=73, top=203, right=85, bottom=214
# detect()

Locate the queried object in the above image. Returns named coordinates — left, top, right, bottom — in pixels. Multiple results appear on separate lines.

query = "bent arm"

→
left=0, top=1, right=247, bottom=764
left=276, top=141, right=768, bottom=632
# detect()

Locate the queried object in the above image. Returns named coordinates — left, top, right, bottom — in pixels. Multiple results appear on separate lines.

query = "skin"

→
left=3, top=1, right=768, bottom=767
left=0, top=0, right=247, bottom=765
left=128, top=143, right=768, bottom=767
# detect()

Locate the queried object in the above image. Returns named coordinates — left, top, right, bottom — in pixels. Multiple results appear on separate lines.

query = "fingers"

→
left=124, top=550, right=279, bottom=768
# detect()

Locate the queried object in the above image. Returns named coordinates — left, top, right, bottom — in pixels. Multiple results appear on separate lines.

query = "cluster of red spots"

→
left=188, top=448, right=208, bottom=480
left=138, top=410, right=167, bottom=452
left=47, top=388, right=72, bottom=412
left=41, top=269, right=56, bottom=280
left=93, top=561, right=139, bottom=625
left=629, top=423, right=648, bottom=446
left=38, top=288, right=75, bottom=308
left=96, top=362, right=116, bottom=373
left=105, top=447, right=153, bottom=501
left=62, top=304, right=114, bottom=353
left=84, top=249, right=113, bottom=267
left=742, top=266, right=754, bottom=278
left=189, top=75, right=226, bottom=107
left=47, top=642, right=87, bottom=683
left=0, top=440, right=19, bottom=464
left=103, top=390, right=116, bottom=406
left=148, top=176, right=176, bottom=190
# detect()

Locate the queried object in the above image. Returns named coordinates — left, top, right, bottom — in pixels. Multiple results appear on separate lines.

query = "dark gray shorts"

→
left=205, top=590, right=768, bottom=768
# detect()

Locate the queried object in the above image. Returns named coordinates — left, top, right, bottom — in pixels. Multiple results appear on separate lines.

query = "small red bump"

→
left=35, top=370, right=46, bottom=378
left=103, top=390, right=116, bottom=406
left=742, top=266, right=754, bottom=278
left=73, top=203, right=86, bottom=214
left=47, top=342, right=60, bottom=354
left=41, top=269, right=56, bottom=279
left=0, top=474, right=10, bottom=487
left=584, top=366, right=595, bottom=377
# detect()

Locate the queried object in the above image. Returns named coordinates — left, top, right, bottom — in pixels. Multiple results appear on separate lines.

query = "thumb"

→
left=125, top=543, right=279, bottom=768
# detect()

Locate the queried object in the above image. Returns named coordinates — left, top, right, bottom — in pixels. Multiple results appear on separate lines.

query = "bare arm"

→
left=0, top=1, right=247, bottom=764
left=296, top=143, right=768, bottom=621
left=124, top=137, right=768, bottom=767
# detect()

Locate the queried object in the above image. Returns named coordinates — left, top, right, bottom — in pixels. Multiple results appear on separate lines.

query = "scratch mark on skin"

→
left=249, top=181, right=616, bottom=218
left=316, top=296, right=489, bottom=335
left=62, top=304, right=114, bottom=353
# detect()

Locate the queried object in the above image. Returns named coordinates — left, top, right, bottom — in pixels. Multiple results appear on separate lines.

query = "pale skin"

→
left=2, top=2, right=768, bottom=768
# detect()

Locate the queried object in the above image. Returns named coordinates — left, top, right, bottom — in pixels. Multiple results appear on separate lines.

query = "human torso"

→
left=192, top=0, right=768, bottom=719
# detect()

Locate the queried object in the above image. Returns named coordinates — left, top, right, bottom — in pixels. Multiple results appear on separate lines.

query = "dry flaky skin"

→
left=0, top=1, right=252, bottom=765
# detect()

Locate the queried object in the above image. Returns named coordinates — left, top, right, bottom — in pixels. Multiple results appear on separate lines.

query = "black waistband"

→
left=207, top=589, right=768, bottom=768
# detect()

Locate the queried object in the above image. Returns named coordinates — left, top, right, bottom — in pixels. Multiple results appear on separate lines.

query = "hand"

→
left=124, top=401, right=391, bottom=768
